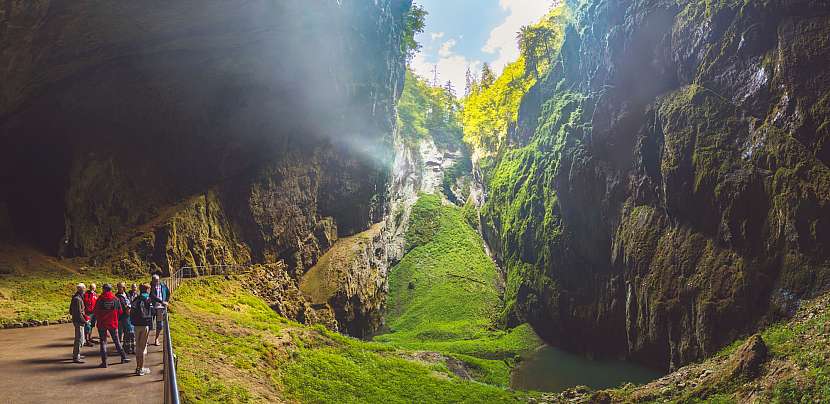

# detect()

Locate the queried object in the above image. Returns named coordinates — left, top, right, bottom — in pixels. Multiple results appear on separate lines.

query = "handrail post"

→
left=162, top=282, right=180, bottom=404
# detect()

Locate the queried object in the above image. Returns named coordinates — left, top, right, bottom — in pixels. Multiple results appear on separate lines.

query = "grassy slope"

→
left=374, top=194, right=541, bottom=386
left=170, top=276, right=527, bottom=403
left=0, top=244, right=140, bottom=325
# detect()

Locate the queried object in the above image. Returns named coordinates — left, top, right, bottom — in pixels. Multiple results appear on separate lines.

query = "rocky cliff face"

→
left=0, top=1, right=409, bottom=282
left=481, top=0, right=830, bottom=370
left=384, top=135, right=468, bottom=263
left=286, top=125, right=469, bottom=337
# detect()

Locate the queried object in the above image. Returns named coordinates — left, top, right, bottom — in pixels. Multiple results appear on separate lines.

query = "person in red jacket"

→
left=83, top=283, right=98, bottom=346
left=93, top=284, right=130, bottom=367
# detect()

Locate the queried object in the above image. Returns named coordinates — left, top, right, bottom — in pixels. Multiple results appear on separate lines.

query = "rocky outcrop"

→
left=385, top=134, right=469, bottom=263
left=0, top=1, right=410, bottom=280
left=248, top=263, right=339, bottom=332
left=728, top=334, right=767, bottom=380
left=481, top=0, right=830, bottom=369
left=298, top=223, right=387, bottom=337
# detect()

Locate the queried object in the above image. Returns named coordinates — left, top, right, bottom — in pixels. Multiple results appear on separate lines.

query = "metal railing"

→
left=161, top=264, right=249, bottom=404
left=162, top=310, right=180, bottom=404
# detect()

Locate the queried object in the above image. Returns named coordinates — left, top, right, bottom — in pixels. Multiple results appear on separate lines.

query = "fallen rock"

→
left=729, top=334, right=768, bottom=379
left=589, top=391, right=612, bottom=404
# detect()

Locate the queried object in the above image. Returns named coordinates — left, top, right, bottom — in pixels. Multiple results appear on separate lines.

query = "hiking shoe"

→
left=97, top=362, right=108, bottom=368
left=121, top=357, right=131, bottom=364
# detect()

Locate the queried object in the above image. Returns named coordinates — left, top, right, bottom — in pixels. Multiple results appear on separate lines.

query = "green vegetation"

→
left=401, top=3, right=426, bottom=60
left=462, top=4, right=569, bottom=155
left=458, top=6, right=575, bottom=326
left=462, top=59, right=533, bottom=153
left=375, top=194, right=541, bottom=386
left=479, top=89, right=587, bottom=322
left=760, top=311, right=830, bottom=402
left=171, top=276, right=529, bottom=403
left=397, top=69, right=463, bottom=149
left=0, top=267, right=139, bottom=325
left=398, top=68, right=471, bottom=202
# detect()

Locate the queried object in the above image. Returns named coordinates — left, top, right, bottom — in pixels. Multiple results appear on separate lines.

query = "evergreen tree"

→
left=444, top=80, right=456, bottom=98
left=480, top=63, right=496, bottom=88
left=464, top=67, right=474, bottom=97
left=402, top=4, right=427, bottom=60
left=518, top=25, right=540, bottom=77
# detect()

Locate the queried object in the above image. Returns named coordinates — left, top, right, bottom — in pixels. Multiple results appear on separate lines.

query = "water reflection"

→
left=511, top=345, right=664, bottom=393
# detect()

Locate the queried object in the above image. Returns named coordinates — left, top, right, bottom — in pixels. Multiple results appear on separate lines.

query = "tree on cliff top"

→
left=402, top=3, right=427, bottom=60
left=461, top=3, right=569, bottom=155
left=397, top=69, right=462, bottom=150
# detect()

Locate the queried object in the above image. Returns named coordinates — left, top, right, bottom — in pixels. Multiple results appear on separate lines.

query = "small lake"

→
left=511, top=345, right=664, bottom=393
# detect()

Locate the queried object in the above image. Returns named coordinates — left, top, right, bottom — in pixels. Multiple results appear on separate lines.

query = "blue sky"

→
left=410, top=0, right=555, bottom=94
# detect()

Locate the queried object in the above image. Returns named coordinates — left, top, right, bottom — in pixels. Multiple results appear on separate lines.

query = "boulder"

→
left=728, top=334, right=768, bottom=379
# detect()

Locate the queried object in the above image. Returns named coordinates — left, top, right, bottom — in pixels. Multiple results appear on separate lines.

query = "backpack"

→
left=115, top=294, right=130, bottom=315
left=131, top=296, right=153, bottom=324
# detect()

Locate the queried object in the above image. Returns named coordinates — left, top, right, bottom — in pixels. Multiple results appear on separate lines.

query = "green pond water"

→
left=511, top=345, right=664, bottom=393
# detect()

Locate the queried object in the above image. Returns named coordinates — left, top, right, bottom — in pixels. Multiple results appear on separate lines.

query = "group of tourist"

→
left=69, top=274, right=170, bottom=376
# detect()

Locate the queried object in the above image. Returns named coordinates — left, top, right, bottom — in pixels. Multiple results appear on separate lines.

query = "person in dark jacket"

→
left=116, top=282, right=135, bottom=354
left=149, top=274, right=170, bottom=346
left=93, top=284, right=130, bottom=367
left=131, top=284, right=154, bottom=376
left=83, top=283, right=98, bottom=346
left=69, top=283, right=89, bottom=363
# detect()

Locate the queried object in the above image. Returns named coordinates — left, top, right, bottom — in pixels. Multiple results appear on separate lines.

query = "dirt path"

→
left=0, top=323, right=164, bottom=404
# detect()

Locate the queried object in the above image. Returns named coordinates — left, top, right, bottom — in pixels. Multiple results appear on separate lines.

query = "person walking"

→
left=149, top=274, right=170, bottom=346
left=116, top=282, right=135, bottom=355
left=69, top=283, right=89, bottom=363
left=131, top=284, right=154, bottom=376
left=83, top=283, right=98, bottom=346
left=93, top=283, right=130, bottom=367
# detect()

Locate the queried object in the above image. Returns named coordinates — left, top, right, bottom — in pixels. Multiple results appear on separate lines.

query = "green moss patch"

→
left=171, top=276, right=530, bottom=403
left=375, top=194, right=542, bottom=386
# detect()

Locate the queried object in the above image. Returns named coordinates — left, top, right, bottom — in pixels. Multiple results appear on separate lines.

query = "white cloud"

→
left=410, top=39, right=481, bottom=96
left=483, top=0, right=553, bottom=74
left=430, top=32, right=445, bottom=41
left=438, top=39, right=457, bottom=57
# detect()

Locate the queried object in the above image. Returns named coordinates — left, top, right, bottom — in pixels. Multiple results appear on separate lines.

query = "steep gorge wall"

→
left=0, top=1, right=410, bottom=281
left=481, top=0, right=830, bottom=370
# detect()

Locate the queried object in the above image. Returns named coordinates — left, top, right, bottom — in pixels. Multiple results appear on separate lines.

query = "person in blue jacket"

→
left=149, top=274, right=170, bottom=346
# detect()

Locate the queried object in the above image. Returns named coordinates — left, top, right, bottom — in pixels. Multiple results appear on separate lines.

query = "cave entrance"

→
left=0, top=128, right=72, bottom=255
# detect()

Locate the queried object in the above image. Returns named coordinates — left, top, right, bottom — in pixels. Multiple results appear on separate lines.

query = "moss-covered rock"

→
left=478, top=0, right=830, bottom=370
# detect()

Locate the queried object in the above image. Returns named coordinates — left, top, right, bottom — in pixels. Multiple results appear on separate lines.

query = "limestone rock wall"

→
left=481, top=0, right=830, bottom=370
left=0, top=1, right=410, bottom=280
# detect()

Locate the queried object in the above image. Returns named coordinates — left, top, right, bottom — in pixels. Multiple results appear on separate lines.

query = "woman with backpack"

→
left=130, top=284, right=155, bottom=376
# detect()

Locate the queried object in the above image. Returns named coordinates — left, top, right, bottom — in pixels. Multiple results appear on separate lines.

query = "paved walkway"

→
left=0, top=323, right=164, bottom=404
